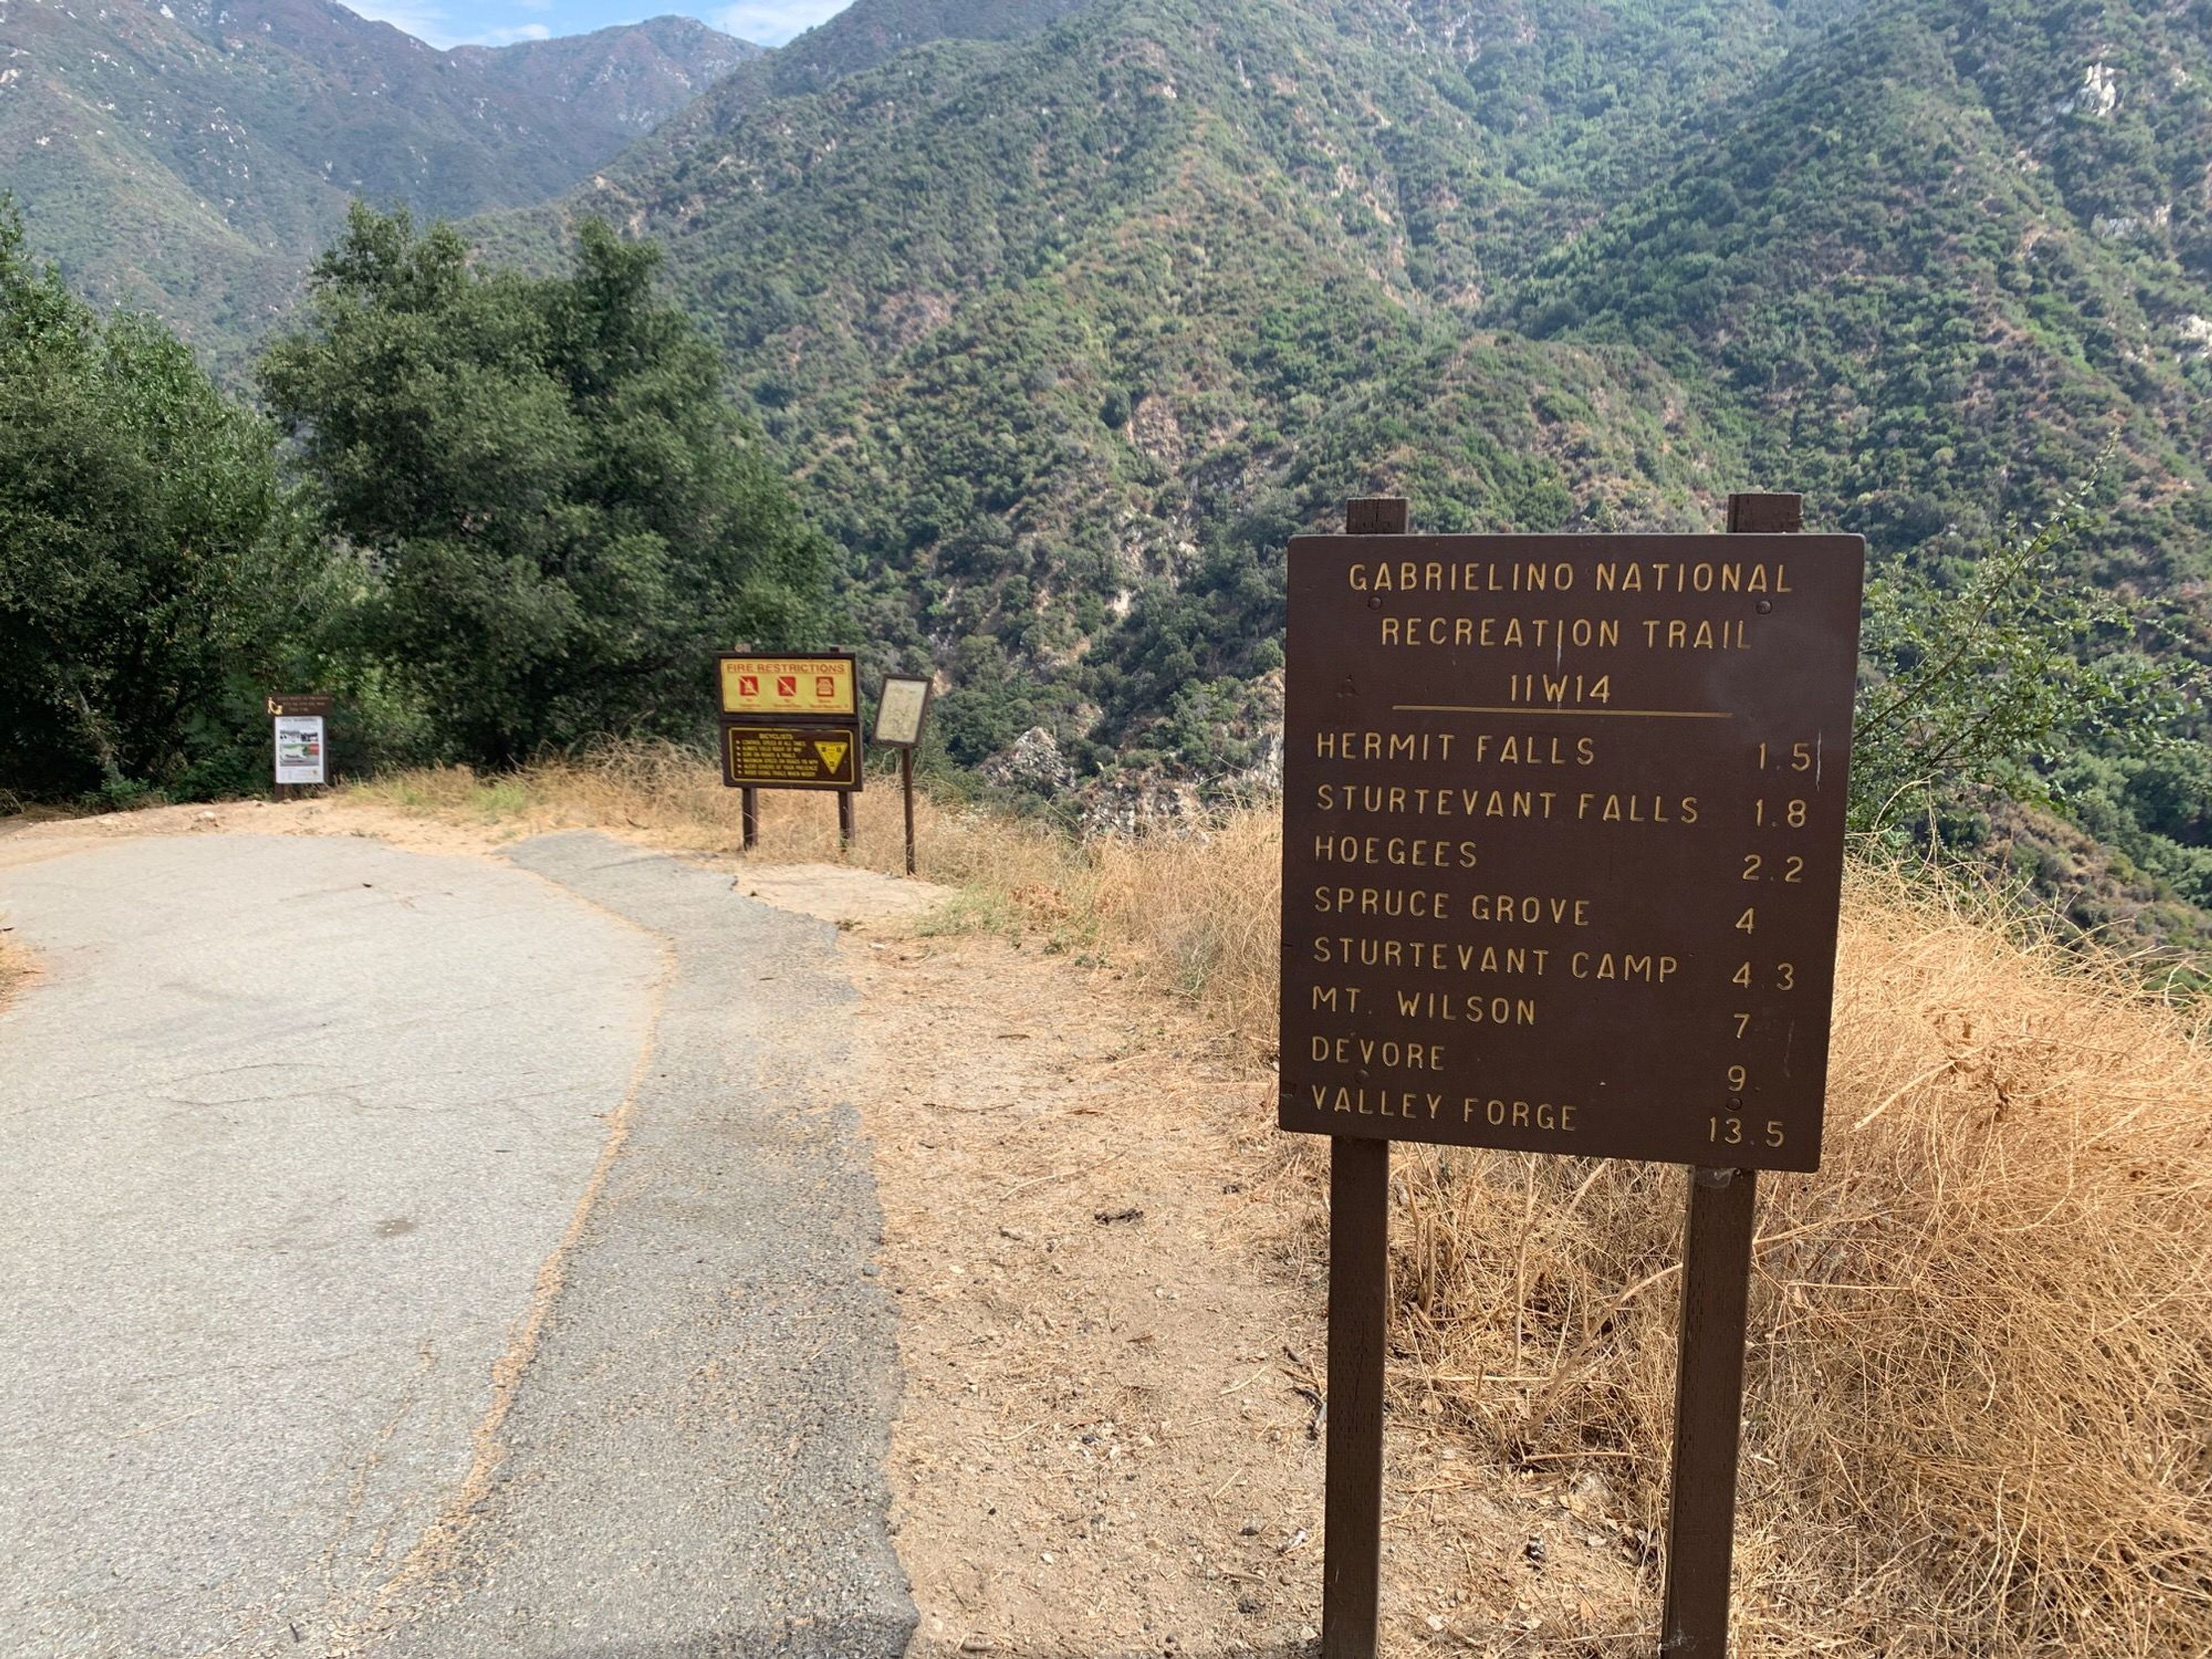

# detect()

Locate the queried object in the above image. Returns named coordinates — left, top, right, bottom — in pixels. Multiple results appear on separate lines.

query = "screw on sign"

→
left=1279, top=496, right=1863, bottom=1659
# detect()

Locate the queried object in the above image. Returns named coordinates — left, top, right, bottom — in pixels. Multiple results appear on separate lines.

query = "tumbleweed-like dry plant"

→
left=0, top=929, right=32, bottom=1008
left=1014, top=798, right=2211, bottom=1654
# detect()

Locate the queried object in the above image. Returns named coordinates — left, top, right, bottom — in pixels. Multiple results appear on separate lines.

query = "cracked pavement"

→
left=0, top=831, right=912, bottom=1658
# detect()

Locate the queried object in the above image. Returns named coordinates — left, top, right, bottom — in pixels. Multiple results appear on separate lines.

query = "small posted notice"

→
left=721, top=724, right=862, bottom=791
left=273, top=714, right=326, bottom=786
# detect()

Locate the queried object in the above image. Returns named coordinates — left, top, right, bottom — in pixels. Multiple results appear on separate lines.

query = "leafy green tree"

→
left=259, top=206, right=831, bottom=765
left=1851, top=475, right=2206, bottom=835
left=0, top=200, right=327, bottom=802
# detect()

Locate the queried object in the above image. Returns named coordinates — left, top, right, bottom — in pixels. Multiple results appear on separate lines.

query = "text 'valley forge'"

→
left=1279, top=535, right=1865, bottom=1172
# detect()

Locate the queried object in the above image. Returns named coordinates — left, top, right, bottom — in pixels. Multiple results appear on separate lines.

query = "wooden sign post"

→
left=715, top=652, right=865, bottom=850
left=869, top=673, right=934, bottom=877
left=1280, top=495, right=1862, bottom=1658
left=1660, top=489, right=1808, bottom=1658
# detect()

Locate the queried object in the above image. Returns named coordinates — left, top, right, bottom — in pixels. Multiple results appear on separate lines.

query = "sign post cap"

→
left=1344, top=497, right=1410, bottom=535
left=1725, top=493, right=1804, bottom=533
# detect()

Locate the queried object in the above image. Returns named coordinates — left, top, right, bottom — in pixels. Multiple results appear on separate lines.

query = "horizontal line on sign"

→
left=1391, top=704, right=1733, bottom=719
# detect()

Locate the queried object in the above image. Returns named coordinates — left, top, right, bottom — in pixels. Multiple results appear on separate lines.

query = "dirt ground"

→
left=840, top=920, right=1650, bottom=1659
left=0, top=800, right=1652, bottom=1656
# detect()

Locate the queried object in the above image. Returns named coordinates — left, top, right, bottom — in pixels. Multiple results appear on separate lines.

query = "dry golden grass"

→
left=1391, top=877, right=2212, bottom=1656
left=355, top=744, right=2212, bottom=1654
left=1085, top=801, right=2212, bottom=1654
left=347, top=740, right=1091, bottom=924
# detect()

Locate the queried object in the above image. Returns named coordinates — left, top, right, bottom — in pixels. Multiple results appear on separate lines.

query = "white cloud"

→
left=709, top=0, right=850, bottom=46
left=469, top=20, right=552, bottom=41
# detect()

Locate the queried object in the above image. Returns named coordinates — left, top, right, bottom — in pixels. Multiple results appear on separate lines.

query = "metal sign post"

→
left=1281, top=494, right=1862, bottom=1658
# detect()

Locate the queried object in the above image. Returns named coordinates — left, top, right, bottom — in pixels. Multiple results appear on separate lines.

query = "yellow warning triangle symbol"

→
left=813, top=740, right=849, bottom=772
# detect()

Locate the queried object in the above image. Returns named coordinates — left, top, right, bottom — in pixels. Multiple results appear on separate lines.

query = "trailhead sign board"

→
left=872, top=674, right=934, bottom=749
left=1279, top=534, right=1865, bottom=1173
left=716, top=652, right=865, bottom=796
left=718, top=654, right=857, bottom=719
left=267, top=693, right=332, bottom=789
left=274, top=716, right=327, bottom=786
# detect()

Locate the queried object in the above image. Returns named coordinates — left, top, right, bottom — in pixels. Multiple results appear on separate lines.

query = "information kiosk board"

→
left=1279, top=534, right=1865, bottom=1175
left=715, top=652, right=864, bottom=794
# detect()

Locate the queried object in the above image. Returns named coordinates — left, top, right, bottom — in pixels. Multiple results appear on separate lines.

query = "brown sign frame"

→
left=1277, top=531, right=1863, bottom=1175
left=870, top=673, right=934, bottom=749
left=715, top=652, right=859, bottom=720
left=720, top=722, right=863, bottom=791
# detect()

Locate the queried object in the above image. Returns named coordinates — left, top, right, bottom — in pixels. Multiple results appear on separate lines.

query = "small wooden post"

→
left=1323, top=1136, right=1389, bottom=1658
left=1320, top=494, right=1407, bottom=1659
left=836, top=788, right=855, bottom=858
left=741, top=787, right=759, bottom=851
left=1658, top=491, right=1799, bottom=1656
left=900, top=748, right=917, bottom=877
left=1660, top=1166, right=1758, bottom=1656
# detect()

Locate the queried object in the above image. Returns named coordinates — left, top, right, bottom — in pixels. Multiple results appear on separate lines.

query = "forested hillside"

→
left=1524, top=0, right=2212, bottom=601
left=465, top=0, right=2210, bottom=945
left=0, top=0, right=751, bottom=357
left=6, top=0, right=2206, bottom=948
left=449, top=17, right=757, bottom=135
left=486, top=0, right=1814, bottom=762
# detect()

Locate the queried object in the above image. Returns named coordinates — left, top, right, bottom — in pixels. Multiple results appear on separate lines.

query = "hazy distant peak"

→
left=451, top=14, right=761, bottom=129
left=0, top=0, right=755, bottom=358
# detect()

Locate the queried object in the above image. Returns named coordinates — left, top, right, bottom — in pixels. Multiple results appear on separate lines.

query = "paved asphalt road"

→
left=0, top=831, right=912, bottom=1658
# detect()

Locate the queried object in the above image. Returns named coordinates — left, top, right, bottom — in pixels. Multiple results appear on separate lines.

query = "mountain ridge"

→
left=465, top=0, right=2211, bottom=931
left=0, top=0, right=752, bottom=357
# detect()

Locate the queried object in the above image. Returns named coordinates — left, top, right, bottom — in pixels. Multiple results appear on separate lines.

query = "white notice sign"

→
left=274, top=715, right=326, bottom=786
left=872, top=675, right=933, bottom=747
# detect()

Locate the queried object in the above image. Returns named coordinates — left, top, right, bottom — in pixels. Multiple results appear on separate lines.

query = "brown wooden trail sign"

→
left=1281, top=497, right=1865, bottom=1659
left=1279, top=528, right=1862, bottom=1169
left=719, top=724, right=861, bottom=789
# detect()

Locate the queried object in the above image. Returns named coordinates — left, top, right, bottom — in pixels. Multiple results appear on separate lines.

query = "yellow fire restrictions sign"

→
left=718, top=654, right=858, bottom=718
left=721, top=724, right=863, bottom=791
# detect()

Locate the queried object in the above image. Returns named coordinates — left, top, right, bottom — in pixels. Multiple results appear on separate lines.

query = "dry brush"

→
left=357, top=745, right=2212, bottom=1654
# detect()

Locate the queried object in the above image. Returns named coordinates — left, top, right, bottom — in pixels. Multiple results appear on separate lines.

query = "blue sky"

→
left=346, top=0, right=853, bottom=50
